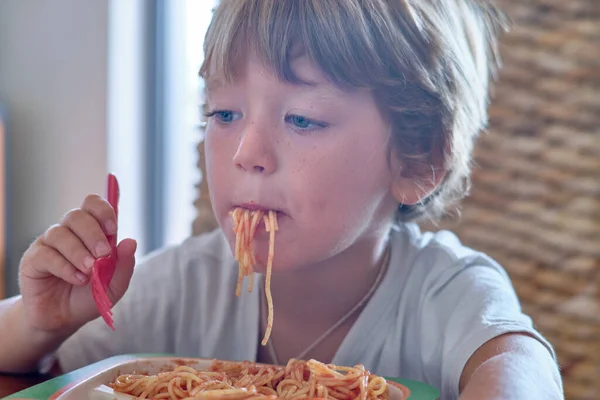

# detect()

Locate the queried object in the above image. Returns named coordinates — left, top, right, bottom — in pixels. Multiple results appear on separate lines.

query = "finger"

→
left=41, top=224, right=95, bottom=274
left=80, top=194, right=118, bottom=236
left=60, top=209, right=111, bottom=258
left=28, top=244, right=88, bottom=286
left=117, top=238, right=137, bottom=259
left=108, top=239, right=138, bottom=302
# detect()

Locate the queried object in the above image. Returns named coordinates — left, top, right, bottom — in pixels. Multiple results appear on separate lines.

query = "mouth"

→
left=232, top=202, right=287, bottom=217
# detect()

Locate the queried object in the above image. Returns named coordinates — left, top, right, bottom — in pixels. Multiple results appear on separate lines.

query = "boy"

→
left=0, top=1, right=563, bottom=399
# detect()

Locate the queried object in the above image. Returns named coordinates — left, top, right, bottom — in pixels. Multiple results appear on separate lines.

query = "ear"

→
left=390, top=157, right=446, bottom=206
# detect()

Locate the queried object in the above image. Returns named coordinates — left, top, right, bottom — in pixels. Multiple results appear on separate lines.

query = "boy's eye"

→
left=286, top=114, right=328, bottom=131
left=204, top=110, right=241, bottom=124
left=290, top=115, right=311, bottom=128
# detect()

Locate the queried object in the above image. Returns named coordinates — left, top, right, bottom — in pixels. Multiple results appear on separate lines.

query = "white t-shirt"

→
left=57, top=224, right=554, bottom=399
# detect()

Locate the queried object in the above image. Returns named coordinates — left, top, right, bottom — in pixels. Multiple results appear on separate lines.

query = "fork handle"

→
left=106, top=174, right=119, bottom=248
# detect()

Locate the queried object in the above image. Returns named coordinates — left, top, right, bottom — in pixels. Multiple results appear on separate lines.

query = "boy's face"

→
left=204, top=55, right=398, bottom=272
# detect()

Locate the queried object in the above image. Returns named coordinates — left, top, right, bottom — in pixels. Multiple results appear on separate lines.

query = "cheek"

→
left=204, top=131, right=224, bottom=176
left=203, top=133, right=230, bottom=217
left=291, top=138, right=391, bottom=226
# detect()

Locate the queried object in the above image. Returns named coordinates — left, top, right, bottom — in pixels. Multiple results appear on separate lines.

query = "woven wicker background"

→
left=421, top=1, right=600, bottom=398
left=193, top=0, right=600, bottom=398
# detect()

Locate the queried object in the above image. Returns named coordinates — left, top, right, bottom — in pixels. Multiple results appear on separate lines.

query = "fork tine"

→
left=93, top=286, right=114, bottom=328
left=92, top=271, right=112, bottom=312
left=92, top=283, right=109, bottom=313
left=94, top=283, right=113, bottom=310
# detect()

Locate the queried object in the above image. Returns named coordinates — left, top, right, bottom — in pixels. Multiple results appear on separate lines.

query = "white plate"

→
left=56, top=357, right=213, bottom=400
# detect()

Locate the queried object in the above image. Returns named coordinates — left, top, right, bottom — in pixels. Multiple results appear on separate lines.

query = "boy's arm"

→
left=0, top=296, right=70, bottom=374
left=459, top=332, right=563, bottom=400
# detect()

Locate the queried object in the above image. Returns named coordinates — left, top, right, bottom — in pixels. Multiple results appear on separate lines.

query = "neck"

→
left=269, top=229, right=391, bottom=328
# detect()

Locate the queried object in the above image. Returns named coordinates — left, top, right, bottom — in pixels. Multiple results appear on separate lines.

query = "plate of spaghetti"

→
left=51, top=356, right=439, bottom=400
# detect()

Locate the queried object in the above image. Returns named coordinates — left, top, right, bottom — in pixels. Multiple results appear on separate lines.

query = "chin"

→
left=251, top=251, right=298, bottom=274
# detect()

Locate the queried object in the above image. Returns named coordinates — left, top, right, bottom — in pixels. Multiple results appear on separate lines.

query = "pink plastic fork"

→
left=91, top=174, right=119, bottom=330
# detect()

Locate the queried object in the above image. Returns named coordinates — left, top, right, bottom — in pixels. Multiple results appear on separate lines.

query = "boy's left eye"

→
left=285, top=115, right=328, bottom=131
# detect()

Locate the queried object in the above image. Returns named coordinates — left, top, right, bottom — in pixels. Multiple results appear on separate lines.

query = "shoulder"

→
left=118, top=228, right=241, bottom=341
left=123, top=229, right=240, bottom=313
left=397, top=222, right=497, bottom=267
left=131, top=228, right=237, bottom=288
left=393, top=223, right=512, bottom=293
left=391, top=224, right=554, bottom=397
left=137, top=228, right=232, bottom=269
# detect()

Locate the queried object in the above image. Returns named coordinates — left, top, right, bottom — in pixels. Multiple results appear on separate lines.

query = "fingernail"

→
left=76, top=271, right=88, bottom=283
left=105, top=220, right=117, bottom=235
left=84, top=256, right=95, bottom=269
left=96, top=242, right=110, bottom=257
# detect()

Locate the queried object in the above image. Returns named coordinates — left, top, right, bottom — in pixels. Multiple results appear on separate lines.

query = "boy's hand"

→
left=18, top=194, right=137, bottom=334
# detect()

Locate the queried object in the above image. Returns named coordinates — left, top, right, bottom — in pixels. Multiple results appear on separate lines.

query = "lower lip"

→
left=256, top=212, right=285, bottom=232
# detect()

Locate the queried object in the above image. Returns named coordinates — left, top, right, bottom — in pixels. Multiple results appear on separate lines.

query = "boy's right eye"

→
left=204, top=110, right=241, bottom=124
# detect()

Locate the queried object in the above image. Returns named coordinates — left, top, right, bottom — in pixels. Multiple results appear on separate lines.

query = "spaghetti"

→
left=231, top=208, right=278, bottom=346
left=109, top=358, right=392, bottom=400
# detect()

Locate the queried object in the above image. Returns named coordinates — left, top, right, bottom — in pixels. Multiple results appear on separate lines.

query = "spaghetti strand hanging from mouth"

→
left=231, top=208, right=278, bottom=345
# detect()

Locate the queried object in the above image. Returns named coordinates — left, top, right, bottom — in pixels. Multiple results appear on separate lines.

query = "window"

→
left=162, top=0, right=217, bottom=247
left=108, top=0, right=216, bottom=255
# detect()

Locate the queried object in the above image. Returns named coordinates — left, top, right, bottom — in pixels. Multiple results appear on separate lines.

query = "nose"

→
left=232, top=123, right=277, bottom=175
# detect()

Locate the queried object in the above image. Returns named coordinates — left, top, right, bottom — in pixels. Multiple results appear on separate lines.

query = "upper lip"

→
left=233, top=202, right=287, bottom=215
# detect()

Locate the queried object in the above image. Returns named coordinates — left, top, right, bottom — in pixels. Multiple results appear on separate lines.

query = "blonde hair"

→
left=200, top=0, right=508, bottom=221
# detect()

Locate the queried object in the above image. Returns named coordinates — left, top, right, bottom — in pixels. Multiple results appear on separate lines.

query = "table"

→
left=0, top=374, right=49, bottom=398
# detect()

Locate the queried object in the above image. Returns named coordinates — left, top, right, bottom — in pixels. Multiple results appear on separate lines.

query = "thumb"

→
left=108, top=238, right=137, bottom=303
